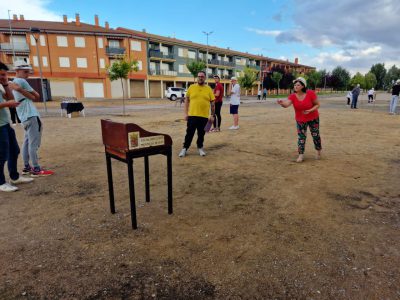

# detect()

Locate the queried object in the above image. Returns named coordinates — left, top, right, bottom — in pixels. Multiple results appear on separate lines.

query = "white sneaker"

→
left=198, top=148, right=206, bottom=156
left=10, top=176, right=34, bottom=185
left=229, top=125, right=239, bottom=130
left=178, top=148, right=187, bottom=157
left=0, top=183, right=19, bottom=192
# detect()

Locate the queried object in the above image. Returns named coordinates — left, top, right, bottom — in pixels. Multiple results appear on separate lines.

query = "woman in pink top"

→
left=277, top=77, right=322, bottom=163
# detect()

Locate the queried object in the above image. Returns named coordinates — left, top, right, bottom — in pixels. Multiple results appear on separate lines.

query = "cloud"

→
left=246, top=27, right=282, bottom=37
left=0, top=0, right=61, bottom=21
left=272, top=13, right=282, bottom=22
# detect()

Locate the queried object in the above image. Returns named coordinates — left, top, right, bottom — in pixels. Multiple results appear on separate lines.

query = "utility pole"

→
left=202, top=31, right=213, bottom=83
left=30, top=27, right=47, bottom=113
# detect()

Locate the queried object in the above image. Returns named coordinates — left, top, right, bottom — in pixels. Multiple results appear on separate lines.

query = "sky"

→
left=1, top=0, right=399, bottom=75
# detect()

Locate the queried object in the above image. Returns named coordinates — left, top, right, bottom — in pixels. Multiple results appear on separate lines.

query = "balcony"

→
left=0, top=42, right=30, bottom=53
left=149, top=50, right=175, bottom=60
left=149, top=69, right=177, bottom=76
left=106, top=46, right=126, bottom=57
left=208, top=59, right=235, bottom=68
left=247, top=64, right=261, bottom=70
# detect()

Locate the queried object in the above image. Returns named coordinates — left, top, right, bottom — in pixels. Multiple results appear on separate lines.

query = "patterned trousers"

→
left=296, top=118, right=322, bottom=154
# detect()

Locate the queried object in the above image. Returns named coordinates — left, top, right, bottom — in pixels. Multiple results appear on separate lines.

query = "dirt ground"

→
left=0, top=94, right=399, bottom=299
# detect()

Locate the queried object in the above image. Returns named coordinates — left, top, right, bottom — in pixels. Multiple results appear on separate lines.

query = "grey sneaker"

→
left=0, top=183, right=18, bottom=192
left=10, top=176, right=34, bottom=185
left=198, top=148, right=206, bottom=156
left=178, top=148, right=187, bottom=157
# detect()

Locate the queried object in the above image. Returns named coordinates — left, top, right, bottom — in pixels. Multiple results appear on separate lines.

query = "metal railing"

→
left=208, top=59, right=235, bottom=67
left=149, top=69, right=177, bottom=76
left=149, top=49, right=175, bottom=60
left=105, top=46, right=126, bottom=56
left=0, top=42, right=30, bottom=52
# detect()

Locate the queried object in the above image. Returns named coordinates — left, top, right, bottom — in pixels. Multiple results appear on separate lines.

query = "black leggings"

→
left=213, top=102, right=222, bottom=129
left=9, top=108, right=20, bottom=124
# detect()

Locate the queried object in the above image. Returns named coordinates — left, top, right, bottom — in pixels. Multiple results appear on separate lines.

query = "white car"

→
left=165, top=87, right=186, bottom=101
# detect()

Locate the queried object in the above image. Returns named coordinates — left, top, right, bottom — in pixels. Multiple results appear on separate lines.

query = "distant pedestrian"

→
left=262, top=87, right=267, bottom=100
left=277, top=77, right=322, bottom=163
left=211, top=75, right=223, bottom=132
left=346, top=90, right=352, bottom=106
left=351, top=84, right=361, bottom=109
left=228, top=77, right=240, bottom=130
left=257, top=89, right=261, bottom=100
left=389, top=79, right=400, bottom=115
left=367, top=88, right=375, bottom=103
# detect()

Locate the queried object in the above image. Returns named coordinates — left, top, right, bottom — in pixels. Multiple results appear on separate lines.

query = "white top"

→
left=258, top=90, right=262, bottom=95
left=368, top=89, right=374, bottom=96
left=230, top=84, right=241, bottom=105
left=347, top=91, right=352, bottom=97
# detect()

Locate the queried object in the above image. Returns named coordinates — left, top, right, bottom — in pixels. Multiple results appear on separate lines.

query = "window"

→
left=130, top=41, right=141, bottom=51
left=57, top=36, right=68, bottom=47
left=188, top=51, right=196, bottom=59
left=30, top=35, right=36, bottom=46
left=108, top=40, right=119, bottom=48
left=179, top=64, right=189, bottom=73
left=13, top=56, right=29, bottom=64
left=42, top=56, right=48, bottom=67
left=33, top=56, right=38, bottom=67
left=40, top=35, right=46, bottom=46
left=99, top=58, right=105, bottom=69
left=160, top=46, right=168, bottom=55
left=59, top=57, right=70, bottom=67
left=178, top=48, right=184, bottom=57
left=77, top=58, right=88, bottom=68
left=98, top=38, right=103, bottom=49
left=136, top=60, right=143, bottom=70
left=74, top=37, right=85, bottom=48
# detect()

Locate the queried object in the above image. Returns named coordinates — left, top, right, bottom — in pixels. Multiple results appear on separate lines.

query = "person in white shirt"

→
left=257, top=89, right=261, bottom=100
left=346, top=91, right=352, bottom=106
left=368, top=88, right=375, bottom=103
left=228, top=77, right=240, bottom=130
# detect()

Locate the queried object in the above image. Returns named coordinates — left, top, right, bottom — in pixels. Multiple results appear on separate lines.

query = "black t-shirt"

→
left=392, top=85, right=400, bottom=96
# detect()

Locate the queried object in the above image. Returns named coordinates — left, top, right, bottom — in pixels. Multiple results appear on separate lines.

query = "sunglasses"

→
left=198, top=75, right=205, bottom=78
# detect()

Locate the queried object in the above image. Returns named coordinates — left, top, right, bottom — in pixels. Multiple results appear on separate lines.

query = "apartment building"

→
left=0, top=14, right=148, bottom=99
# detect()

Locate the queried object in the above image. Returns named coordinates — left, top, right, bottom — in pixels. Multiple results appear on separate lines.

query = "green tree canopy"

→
left=364, top=72, right=377, bottom=90
left=271, top=72, right=283, bottom=91
left=331, top=66, right=351, bottom=90
left=107, top=56, right=138, bottom=115
left=238, top=67, right=258, bottom=92
left=306, top=70, right=322, bottom=89
left=369, top=63, right=386, bottom=90
left=186, top=60, right=206, bottom=82
left=350, top=72, right=366, bottom=89
left=383, top=65, right=400, bottom=90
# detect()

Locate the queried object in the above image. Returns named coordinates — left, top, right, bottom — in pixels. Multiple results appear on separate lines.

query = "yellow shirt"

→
left=186, top=84, right=215, bottom=118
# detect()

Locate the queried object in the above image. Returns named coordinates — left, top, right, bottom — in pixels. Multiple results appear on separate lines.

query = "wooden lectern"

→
left=101, top=119, right=173, bottom=229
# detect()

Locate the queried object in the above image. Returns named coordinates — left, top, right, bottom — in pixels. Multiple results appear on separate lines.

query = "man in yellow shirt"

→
left=179, top=71, right=215, bottom=157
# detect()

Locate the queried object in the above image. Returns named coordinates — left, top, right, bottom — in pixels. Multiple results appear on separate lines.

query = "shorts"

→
left=230, top=105, right=239, bottom=114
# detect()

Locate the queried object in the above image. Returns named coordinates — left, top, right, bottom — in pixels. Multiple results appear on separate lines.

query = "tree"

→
left=369, top=63, right=386, bottom=90
left=306, top=70, right=322, bottom=90
left=271, top=71, right=283, bottom=93
left=383, top=65, right=400, bottom=90
left=331, top=66, right=351, bottom=90
left=186, top=60, right=206, bottom=82
left=108, top=56, right=138, bottom=115
left=350, top=72, right=366, bottom=89
left=238, top=67, right=258, bottom=94
left=317, top=69, right=329, bottom=88
left=364, top=72, right=377, bottom=90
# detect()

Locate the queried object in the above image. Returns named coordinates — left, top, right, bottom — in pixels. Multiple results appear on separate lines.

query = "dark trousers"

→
left=9, top=107, right=20, bottom=124
left=183, top=116, right=208, bottom=149
left=213, top=102, right=222, bottom=129
left=351, top=95, right=359, bottom=108
left=347, top=97, right=351, bottom=105
left=0, top=124, right=20, bottom=185
left=368, top=95, right=373, bottom=102
left=262, top=93, right=267, bottom=100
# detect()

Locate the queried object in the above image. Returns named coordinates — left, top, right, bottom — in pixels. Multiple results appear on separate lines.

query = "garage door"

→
left=83, top=82, right=104, bottom=98
left=50, top=81, right=75, bottom=97
left=130, top=80, right=146, bottom=98
left=149, top=81, right=161, bottom=98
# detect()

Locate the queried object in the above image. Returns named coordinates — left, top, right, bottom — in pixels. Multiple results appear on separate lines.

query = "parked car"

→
left=165, top=87, right=186, bottom=101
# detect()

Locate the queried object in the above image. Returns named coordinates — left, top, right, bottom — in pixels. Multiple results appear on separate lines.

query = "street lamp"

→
left=30, top=27, right=47, bottom=113
left=202, top=31, right=213, bottom=83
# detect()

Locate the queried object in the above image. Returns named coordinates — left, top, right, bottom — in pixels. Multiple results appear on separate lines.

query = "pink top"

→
left=288, top=90, right=319, bottom=122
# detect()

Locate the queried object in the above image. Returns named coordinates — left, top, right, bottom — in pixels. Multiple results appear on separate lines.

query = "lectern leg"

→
left=144, top=156, right=150, bottom=202
left=127, top=158, right=137, bottom=229
left=167, top=150, right=173, bottom=214
left=106, top=154, right=115, bottom=214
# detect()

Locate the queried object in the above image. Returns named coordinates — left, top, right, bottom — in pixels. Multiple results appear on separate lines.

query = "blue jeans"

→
left=0, top=124, right=20, bottom=185
left=351, top=94, right=359, bottom=108
left=22, top=117, right=42, bottom=169
left=389, top=95, right=399, bottom=113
